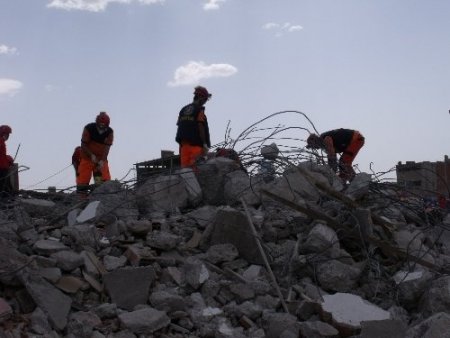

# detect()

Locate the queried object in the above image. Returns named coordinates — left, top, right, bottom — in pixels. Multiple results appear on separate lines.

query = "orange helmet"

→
left=96, top=112, right=110, bottom=126
left=0, top=125, right=12, bottom=136
left=194, top=86, right=212, bottom=99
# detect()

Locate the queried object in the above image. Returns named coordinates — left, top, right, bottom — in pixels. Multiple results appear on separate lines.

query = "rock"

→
left=320, top=293, right=390, bottom=336
left=118, top=307, right=170, bottom=334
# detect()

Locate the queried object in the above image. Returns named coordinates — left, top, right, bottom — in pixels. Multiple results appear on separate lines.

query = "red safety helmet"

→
left=96, top=112, right=110, bottom=127
left=0, top=125, right=12, bottom=136
left=194, top=86, right=212, bottom=99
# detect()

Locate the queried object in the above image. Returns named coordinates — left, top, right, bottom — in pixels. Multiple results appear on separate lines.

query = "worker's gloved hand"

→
left=91, top=154, right=97, bottom=163
left=97, top=160, right=104, bottom=170
left=203, top=144, right=209, bottom=155
left=328, top=155, right=338, bottom=172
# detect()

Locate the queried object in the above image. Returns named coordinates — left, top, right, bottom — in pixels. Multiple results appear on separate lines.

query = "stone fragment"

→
left=202, top=208, right=263, bottom=265
left=66, top=311, right=102, bottom=338
left=184, top=258, right=209, bottom=290
left=316, top=260, right=361, bottom=292
left=118, top=307, right=170, bottom=334
left=405, top=312, right=450, bottom=338
left=206, top=243, right=239, bottom=264
left=103, top=255, right=127, bottom=271
left=55, top=276, right=87, bottom=294
left=298, top=321, right=339, bottom=338
left=419, top=275, right=450, bottom=316
left=19, top=271, right=72, bottom=331
left=33, top=239, right=69, bottom=256
left=242, top=265, right=263, bottom=281
left=20, top=198, right=56, bottom=217
left=146, top=230, right=181, bottom=250
left=76, top=201, right=100, bottom=223
left=0, top=298, right=12, bottom=322
left=103, top=266, right=156, bottom=310
left=149, top=290, right=186, bottom=312
left=359, top=319, right=406, bottom=338
left=261, top=311, right=298, bottom=338
left=51, top=251, right=84, bottom=271
left=393, top=269, right=433, bottom=310
left=320, top=293, right=390, bottom=336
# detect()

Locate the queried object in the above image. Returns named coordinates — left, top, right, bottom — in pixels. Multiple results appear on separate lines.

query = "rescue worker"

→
left=306, top=128, right=365, bottom=182
left=175, top=86, right=211, bottom=168
left=0, top=125, right=14, bottom=196
left=76, top=112, right=114, bottom=195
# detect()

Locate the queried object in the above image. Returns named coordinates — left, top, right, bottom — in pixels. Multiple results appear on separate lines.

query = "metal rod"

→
left=240, top=197, right=290, bottom=314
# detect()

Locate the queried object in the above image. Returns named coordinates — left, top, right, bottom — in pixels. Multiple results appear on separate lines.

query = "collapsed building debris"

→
left=0, top=155, right=449, bottom=338
left=0, top=112, right=449, bottom=337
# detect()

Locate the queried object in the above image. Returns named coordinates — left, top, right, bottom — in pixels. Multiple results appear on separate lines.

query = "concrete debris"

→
left=0, top=158, right=448, bottom=337
left=321, top=293, right=391, bottom=335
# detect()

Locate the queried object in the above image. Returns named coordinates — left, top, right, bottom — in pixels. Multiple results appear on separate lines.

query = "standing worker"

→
left=76, top=112, right=114, bottom=196
left=0, top=125, right=14, bottom=196
left=306, top=128, right=365, bottom=182
left=175, top=86, right=211, bottom=168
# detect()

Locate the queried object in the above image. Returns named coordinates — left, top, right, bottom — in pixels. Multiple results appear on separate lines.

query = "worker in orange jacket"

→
left=0, top=125, right=14, bottom=195
left=175, top=86, right=211, bottom=168
left=307, top=128, right=365, bottom=182
left=76, top=112, right=114, bottom=195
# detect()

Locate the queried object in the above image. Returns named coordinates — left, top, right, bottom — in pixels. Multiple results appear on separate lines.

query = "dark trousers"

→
left=0, top=168, right=13, bottom=196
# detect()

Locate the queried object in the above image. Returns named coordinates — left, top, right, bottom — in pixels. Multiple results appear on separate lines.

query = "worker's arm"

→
left=323, top=136, right=338, bottom=172
left=197, top=110, right=209, bottom=153
left=101, top=131, right=113, bottom=161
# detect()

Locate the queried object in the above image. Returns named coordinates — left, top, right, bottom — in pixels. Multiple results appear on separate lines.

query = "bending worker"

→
left=175, top=86, right=211, bottom=168
left=0, top=125, right=14, bottom=195
left=76, top=112, right=114, bottom=195
left=306, top=128, right=365, bottom=182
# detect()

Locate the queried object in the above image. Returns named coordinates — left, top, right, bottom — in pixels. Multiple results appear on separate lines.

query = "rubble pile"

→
left=0, top=158, right=449, bottom=338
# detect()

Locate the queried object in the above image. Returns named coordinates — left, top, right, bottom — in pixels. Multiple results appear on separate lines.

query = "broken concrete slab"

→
left=76, top=200, right=100, bottom=223
left=196, top=157, right=242, bottom=205
left=320, top=293, right=390, bottom=336
left=18, top=270, right=72, bottom=331
left=19, top=198, right=56, bottom=217
left=33, top=239, right=70, bottom=256
left=103, top=266, right=156, bottom=310
left=201, top=208, right=264, bottom=265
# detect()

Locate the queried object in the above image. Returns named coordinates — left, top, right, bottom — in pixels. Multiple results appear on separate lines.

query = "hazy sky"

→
left=1, top=0, right=449, bottom=190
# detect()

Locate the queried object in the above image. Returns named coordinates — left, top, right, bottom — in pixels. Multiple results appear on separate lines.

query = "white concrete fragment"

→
left=76, top=201, right=100, bottom=223
left=321, top=293, right=390, bottom=329
left=199, top=264, right=209, bottom=284
left=393, top=270, right=423, bottom=284
left=202, top=307, right=223, bottom=317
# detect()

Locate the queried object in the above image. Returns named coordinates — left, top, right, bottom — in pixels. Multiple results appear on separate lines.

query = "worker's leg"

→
left=180, top=144, right=203, bottom=168
left=76, top=158, right=94, bottom=195
left=0, top=169, right=11, bottom=197
left=100, top=161, right=111, bottom=182
left=339, top=131, right=365, bottom=181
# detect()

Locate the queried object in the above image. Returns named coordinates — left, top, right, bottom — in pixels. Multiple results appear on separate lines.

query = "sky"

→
left=1, top=0, right=449, bottom=191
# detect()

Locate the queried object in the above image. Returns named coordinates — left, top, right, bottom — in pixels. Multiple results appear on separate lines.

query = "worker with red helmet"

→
left=175, top=86, right=212, bottom=168
left=0, top=125, right=14, bottom=195
left=76, top=112, right=114, bottom=195
left=306, top=128, right=365, bottom=182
